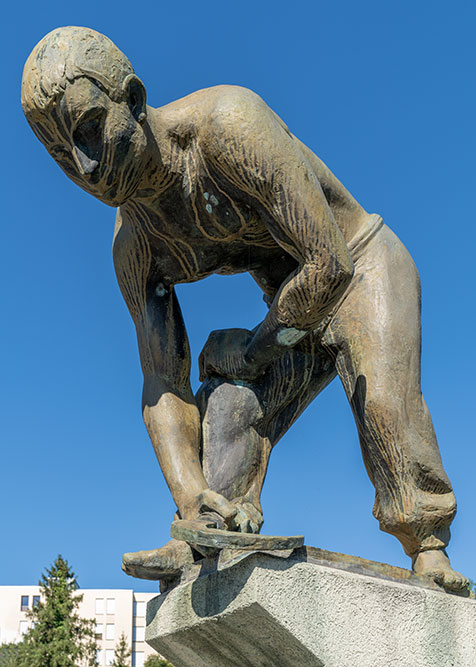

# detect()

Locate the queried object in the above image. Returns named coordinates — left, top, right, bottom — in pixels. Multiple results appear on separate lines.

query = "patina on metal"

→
left=22, top=26, right=467, bottom=592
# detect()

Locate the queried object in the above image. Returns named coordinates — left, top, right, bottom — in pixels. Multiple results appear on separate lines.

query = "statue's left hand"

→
left=229, top=499, right=264, bottom=534
left=199, top=491, right=263, bottom=534
left=197, top=489, right=238, bottom=526
left=199, top=328, right=261, bottom=382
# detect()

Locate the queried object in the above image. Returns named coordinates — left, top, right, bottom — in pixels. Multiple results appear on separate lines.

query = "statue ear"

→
left=122, top=74, right=147, bottom=124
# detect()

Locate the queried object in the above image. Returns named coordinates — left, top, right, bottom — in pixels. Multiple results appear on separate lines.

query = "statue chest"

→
left=128, top=180, right=277, bottom=283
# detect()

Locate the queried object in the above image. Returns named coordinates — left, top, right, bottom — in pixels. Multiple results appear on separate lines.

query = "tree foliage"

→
left=0, top=642, right=22, bottom=667
left=144, top=656, right=175, bottom=667
left=468, top=579, right=476, bottom=597
left=17, top=554, right=97, bottom=667
left=112, top=633, right=131, bottom=667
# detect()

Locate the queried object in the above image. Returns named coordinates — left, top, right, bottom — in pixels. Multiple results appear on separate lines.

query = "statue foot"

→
left=412, top=549, right=469, bottom=592
left=122, top=539, right=195, bottom=581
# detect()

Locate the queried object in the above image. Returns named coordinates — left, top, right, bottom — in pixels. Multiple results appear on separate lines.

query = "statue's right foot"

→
left=412, top=549, right=469, bottom=593
left=122, top=539, right=194, bottom=581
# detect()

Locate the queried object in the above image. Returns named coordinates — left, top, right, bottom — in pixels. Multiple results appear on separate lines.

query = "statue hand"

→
left=199, top=328, right=261, bottom=382
left=229, top=499, right=264, bottom=534
left=198, top=491, right=263, bottom=534
left=196, top=489, right=238, bottom=527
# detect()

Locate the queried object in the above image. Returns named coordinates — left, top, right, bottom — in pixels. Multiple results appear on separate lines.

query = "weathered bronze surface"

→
left=171, top=519, right=304, bottom=551
left=22, top=26, right=467, bottom=592
left=159, top=545, right=474, bottom=597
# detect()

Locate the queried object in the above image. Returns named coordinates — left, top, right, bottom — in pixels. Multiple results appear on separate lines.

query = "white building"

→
left=0, top=586, right=159, bottom=666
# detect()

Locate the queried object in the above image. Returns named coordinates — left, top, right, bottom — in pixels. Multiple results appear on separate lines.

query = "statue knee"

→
left=354, top=379, right=402, bottom=431
left=198, top=379, right=265, bottom=499
left=198, top=378, right=263, bottom=436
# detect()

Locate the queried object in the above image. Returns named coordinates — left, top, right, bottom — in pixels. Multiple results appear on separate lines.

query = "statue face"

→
left=38, top=77, right=147, bottom=207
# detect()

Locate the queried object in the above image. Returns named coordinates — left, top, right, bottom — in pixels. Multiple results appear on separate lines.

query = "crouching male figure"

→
left=21, top=26, right=467, bottom=592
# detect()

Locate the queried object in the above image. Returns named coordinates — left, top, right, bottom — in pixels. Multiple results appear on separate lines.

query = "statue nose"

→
left=72, top=145, right=99, bottom=175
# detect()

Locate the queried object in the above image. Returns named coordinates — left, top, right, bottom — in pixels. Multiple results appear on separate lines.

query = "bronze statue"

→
left=22, top=26, right=467, bottom=592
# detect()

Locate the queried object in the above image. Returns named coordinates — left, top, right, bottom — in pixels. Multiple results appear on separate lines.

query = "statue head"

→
left=22, top=26, right=149, bottom=207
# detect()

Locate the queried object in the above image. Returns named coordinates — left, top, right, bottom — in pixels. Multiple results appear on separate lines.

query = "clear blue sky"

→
left=2, top=1, right=475, bottom=592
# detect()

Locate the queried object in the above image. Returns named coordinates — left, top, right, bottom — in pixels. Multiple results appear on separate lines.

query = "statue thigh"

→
left=196, top=343, right=337, bottom=512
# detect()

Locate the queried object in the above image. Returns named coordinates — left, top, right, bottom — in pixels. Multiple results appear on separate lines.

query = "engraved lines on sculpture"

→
left=22, top=26, right=467, bottom=592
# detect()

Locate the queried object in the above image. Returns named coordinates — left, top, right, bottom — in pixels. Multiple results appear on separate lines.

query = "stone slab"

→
left=145, top=547, right=476, bottom=667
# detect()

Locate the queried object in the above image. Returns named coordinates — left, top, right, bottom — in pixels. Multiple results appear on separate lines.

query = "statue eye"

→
left=73, top=115, right=103, bottom=162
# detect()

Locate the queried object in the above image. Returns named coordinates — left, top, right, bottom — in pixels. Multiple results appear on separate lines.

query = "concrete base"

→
left=145, top=547, right=476, bottom=667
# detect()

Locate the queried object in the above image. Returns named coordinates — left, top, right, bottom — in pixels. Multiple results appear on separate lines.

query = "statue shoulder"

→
left=200, top=86, right=291, bottom=157
left=112, top=208, right=130, bottom=250
left=206, top=85, right=274, bottom=128
left=162, top=85, right=290, bottom=153
left=159, top=85, right=263, bottom=147
left=112, top=207, right=150, bottom=264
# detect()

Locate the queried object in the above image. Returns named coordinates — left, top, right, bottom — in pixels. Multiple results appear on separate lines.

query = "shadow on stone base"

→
left=146, top=547, right=476, bottom=667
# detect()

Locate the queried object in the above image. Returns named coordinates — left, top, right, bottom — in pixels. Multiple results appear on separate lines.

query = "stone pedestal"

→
left=145, top=547, right=476, bottom=667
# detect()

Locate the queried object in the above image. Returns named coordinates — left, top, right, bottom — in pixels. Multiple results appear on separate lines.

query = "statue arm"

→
left=112, top=212, right=236, bottom=522
left=246, top=164, right=354, bottom=373
left=208, top=100, right=354, bottom=376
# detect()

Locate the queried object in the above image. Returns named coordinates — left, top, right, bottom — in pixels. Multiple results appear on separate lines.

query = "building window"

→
left=133, top=601, right=145, bottom=617
left=95, top=623, right=104, bottom=639
left=20, top=595, right=29, bottom=611
left=132, top=652, right=145, bottom=667
left=133, top=626, right=145, bottom=642
left=106, top=598, right=115, bottom=614
left=105, top=649, right=114, bottom=665
left=95, top=598, right=105, bottom=615
left=96, top=648, right=104, bottom=665
left=19, top=620, right=29, bottom=636
left=105, top=624, right=115, bottom=641
left=32, top=596, right=40, bottom=607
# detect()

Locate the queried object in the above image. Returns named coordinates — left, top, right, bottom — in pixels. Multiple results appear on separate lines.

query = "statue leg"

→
left=196, top=341, right=337, bottom=526
left=123, top=341, right=335, bottom=580
left=322, top=223, right=467, bottom=591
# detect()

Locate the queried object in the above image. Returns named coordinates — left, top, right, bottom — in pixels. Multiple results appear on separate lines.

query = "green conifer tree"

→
left=0, top=642, right=23, bottom=666
left=18, top=554, right=97, bottom=667
left=112, top=632, right=131, bottom=667
left=144, top=655, right=175, bottom=667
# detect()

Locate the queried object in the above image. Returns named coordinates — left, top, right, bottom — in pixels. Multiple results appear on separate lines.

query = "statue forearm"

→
left=142, top=378, right=208, bottom=520
left=245, top=258, right=354, bottom=374
left=199, top=258, right=354, bottom=383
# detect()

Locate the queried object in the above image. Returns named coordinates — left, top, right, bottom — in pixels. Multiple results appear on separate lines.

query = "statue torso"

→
left=120, top=144, right=297, bottom=287
left=117, top=85, right=368, bottom=289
